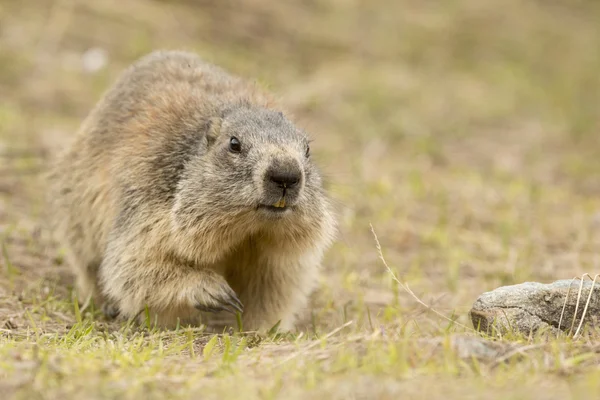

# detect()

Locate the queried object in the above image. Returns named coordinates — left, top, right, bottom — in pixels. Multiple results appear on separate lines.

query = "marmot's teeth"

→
left=273, top=198, right=286, bottom=208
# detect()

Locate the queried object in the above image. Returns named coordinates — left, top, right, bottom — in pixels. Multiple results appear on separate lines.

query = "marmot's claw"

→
left=222, top=286, right=244, bottom=314
left=224, top=297, right=244, bottom=314
left=195, top=282, right=244, bottom=315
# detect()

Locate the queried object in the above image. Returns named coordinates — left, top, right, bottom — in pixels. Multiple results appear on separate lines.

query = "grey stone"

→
left=470, top=280, right=600, bottom=336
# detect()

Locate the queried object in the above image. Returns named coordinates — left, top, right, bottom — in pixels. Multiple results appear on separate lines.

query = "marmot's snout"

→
left=262, top=156, right=303, bottom=209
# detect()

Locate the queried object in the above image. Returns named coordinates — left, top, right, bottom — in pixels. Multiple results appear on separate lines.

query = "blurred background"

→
left=1, top=0, right=600, bottom=331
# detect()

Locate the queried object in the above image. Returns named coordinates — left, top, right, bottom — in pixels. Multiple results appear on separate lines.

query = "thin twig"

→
left=491, top=343, right=546, bottom=367
left=573, top=274, right=599, bottom=339
left=557, top=277, right=578, bottom=336
left=370, top=223, right=474, bottom=332
left=568, top=277, right=587, bottom=336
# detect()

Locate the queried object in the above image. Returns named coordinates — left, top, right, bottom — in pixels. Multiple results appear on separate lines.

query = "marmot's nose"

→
left=269, top=171, right=300, bottom=189
left=264, top=158, right=303, bottom=198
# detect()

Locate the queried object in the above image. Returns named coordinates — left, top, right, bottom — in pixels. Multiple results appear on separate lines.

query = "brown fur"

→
left=45, top=50, right=336, bottom=332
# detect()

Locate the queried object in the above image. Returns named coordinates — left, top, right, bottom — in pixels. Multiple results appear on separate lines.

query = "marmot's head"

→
left=172, top=104, right=333, bottom=244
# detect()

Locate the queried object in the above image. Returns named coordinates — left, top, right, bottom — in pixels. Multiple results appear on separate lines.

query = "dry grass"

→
left=1, top=0, right=600, bottom=398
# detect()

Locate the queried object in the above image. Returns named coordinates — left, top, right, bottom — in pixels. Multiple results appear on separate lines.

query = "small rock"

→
left=470, top=280, right=600, bottom=336
left=449, top=335, right=511, bottom=361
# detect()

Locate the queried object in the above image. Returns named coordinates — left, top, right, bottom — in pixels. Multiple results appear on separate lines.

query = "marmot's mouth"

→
left=257, top=204, right=290, bottom=213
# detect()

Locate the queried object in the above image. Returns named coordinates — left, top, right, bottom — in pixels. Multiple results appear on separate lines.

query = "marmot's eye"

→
left=229, top=136, right=241, bottom=153
left=305, top=144, right=310, bottom=158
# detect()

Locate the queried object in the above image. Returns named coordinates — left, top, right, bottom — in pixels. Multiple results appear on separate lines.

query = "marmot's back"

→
left=46, top=50, right=335, bottom=331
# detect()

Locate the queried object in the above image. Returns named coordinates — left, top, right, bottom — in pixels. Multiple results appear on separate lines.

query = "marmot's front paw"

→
left=193, top=275, right=244, bottom=315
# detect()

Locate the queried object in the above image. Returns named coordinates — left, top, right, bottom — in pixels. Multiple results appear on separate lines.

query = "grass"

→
left=1, top=0, right=600, bottom=398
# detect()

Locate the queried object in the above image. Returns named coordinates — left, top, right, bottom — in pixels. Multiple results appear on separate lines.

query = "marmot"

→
left=46, top=50, right=336, bottom=331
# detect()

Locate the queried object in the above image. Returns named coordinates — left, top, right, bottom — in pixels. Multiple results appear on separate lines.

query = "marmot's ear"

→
left=205, top=117, right=222, bottom=147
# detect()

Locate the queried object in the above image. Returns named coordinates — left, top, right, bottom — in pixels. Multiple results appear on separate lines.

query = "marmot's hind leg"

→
left=101, top=301, right=120, bottom=320
left=69, top=257, right=101, bottom=311
left=61, top=247, right=105, bottom=314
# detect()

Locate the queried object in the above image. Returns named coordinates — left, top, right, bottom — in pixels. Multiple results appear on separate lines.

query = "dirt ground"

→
left=1, top=1, right=600, bottom=399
